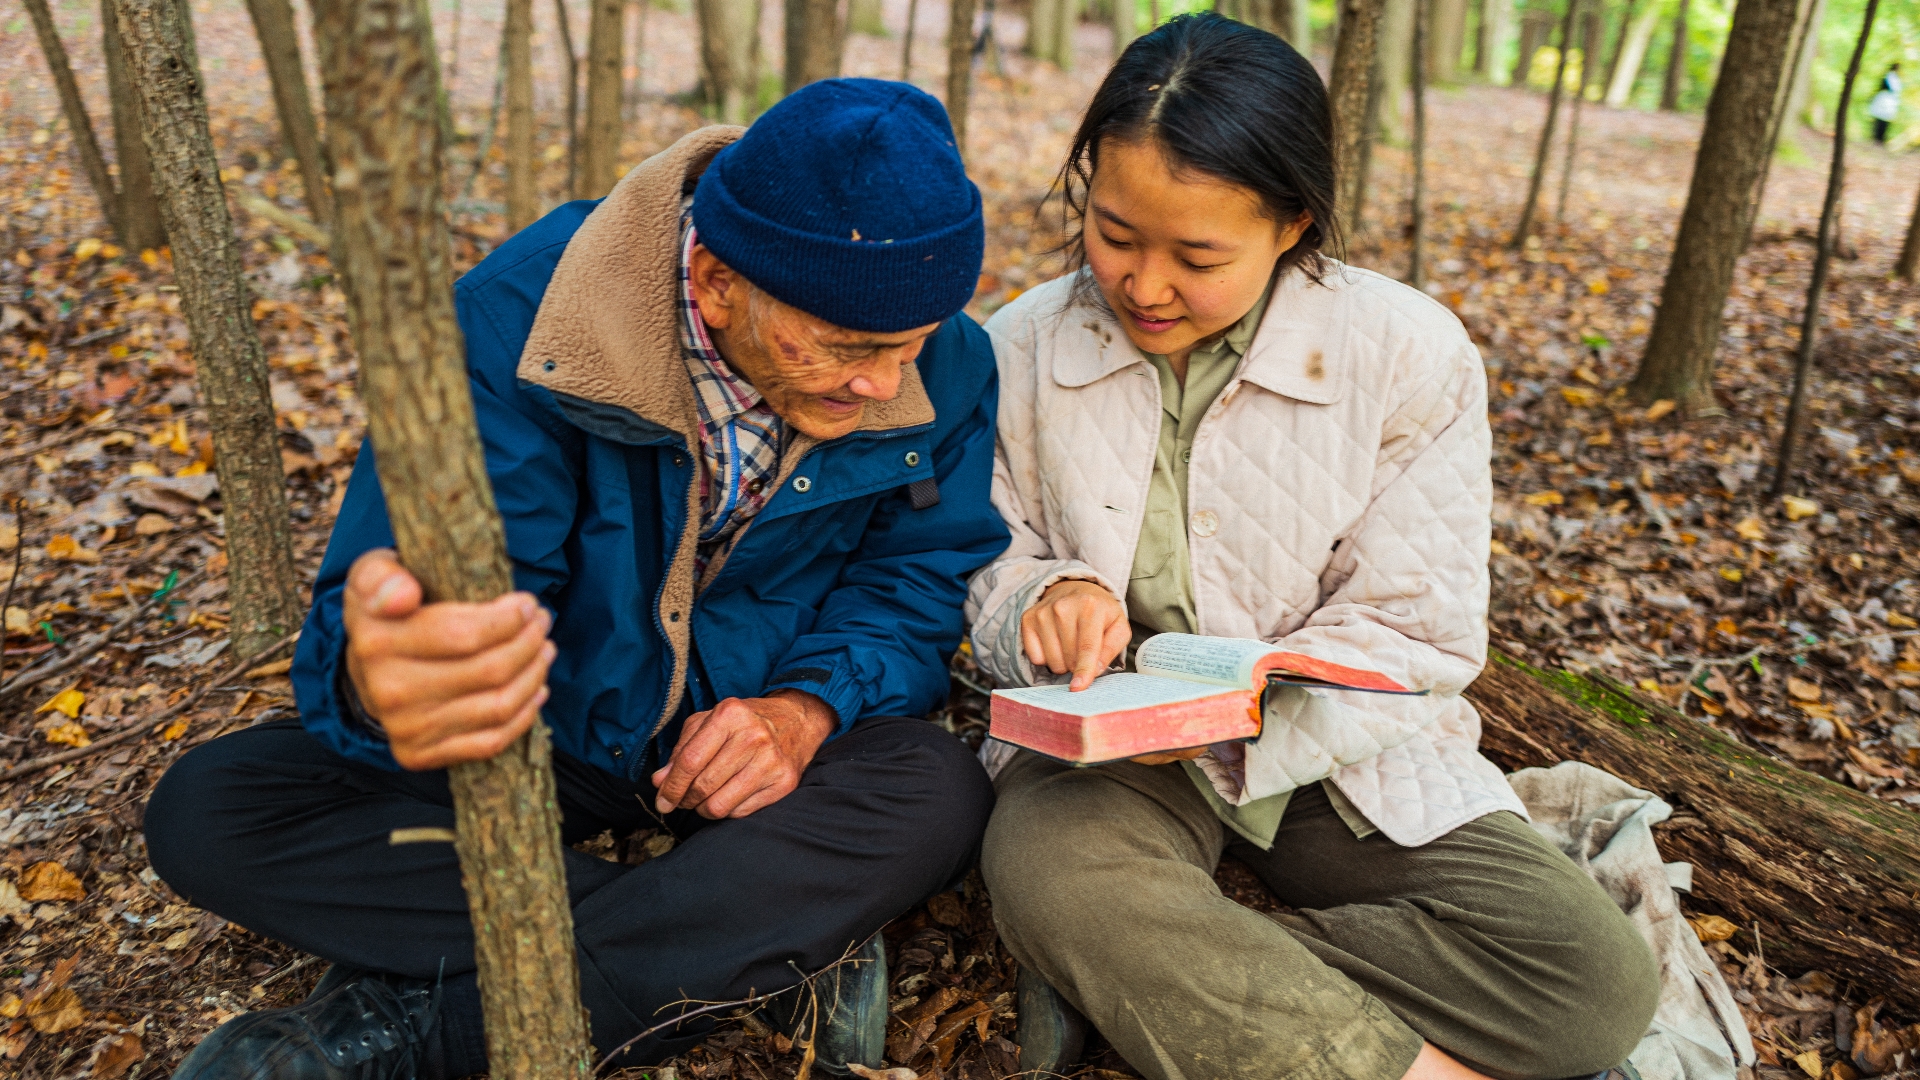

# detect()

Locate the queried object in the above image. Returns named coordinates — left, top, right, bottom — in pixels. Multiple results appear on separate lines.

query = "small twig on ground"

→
left=0, top=629, right=298, bottom=781
left=0, top=566, right=210, bottom=701
left=2, top=497, right=24, bottom=684
left=0, top=425, right=145, bottom=466
left=257, top=954, right=319, bottom=989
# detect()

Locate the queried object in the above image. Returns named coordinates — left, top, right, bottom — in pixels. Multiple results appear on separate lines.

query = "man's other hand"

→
left=343, top=549, right=555, bottom=771
left=651, top=691, right=836, bottom=819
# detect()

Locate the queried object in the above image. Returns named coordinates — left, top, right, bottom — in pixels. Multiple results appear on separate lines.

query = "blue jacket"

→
left=292, top=127, right=1008, bottom=779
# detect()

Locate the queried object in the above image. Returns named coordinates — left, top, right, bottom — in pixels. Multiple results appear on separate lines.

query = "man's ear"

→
left=688, top=244, right=744, bottom=331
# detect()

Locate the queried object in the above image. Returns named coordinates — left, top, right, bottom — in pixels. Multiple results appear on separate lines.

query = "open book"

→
left=988, top=633, right=1424, bottom=765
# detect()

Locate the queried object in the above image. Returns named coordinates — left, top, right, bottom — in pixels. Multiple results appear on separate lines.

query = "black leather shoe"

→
left=1014, top=967, right=1086, bottom=1075
left=172, top=970, right=444, bottom=1080
left=767, top=935, right=888, bottom=1077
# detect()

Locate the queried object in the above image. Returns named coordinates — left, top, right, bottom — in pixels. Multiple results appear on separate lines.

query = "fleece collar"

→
left=517, top=125, right=936, bottom=442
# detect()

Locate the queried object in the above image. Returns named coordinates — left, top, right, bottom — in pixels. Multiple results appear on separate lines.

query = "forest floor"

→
left=3, top=0, right=1920, bottom=1074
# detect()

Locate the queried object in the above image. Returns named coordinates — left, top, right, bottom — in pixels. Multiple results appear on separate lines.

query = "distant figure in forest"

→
left=1870, top=63, right=1902, bottom=145
left=966, top=14, right=1662, bottom=1080
left=145, top=79, right=1005, bottom=1079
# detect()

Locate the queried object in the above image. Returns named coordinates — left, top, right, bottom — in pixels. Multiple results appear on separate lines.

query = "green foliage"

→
left=1805, top=0, right=1918, bottom=147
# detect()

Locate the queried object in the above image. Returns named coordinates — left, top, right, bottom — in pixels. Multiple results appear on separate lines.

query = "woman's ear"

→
left=1277, top=212, right=1313, bottom=254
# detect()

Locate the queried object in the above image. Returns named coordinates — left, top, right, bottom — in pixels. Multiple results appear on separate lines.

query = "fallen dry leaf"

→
left=1786, top=677, right=1823, bottom=703
left=1689, top=915, right=1739, bottom=942
left=246, top=658, right=295, bottom=678
left=1782, top=495, right=1820, bottom=521
left=25, top=987, right=86, bottom=1034
left=1795, top=1050, right=1824, bottom=1079
left=133, top=513, right=174, bottom=536
left=1643, top=399, right=1677, bottom=422
left=1523, top=491, right=1564, bottom=506
left=35, top=687, right=85, bottom=718
left=18, top=862, right=86, bottom=903
left=926, top=891, right=966, bottom=927
left=91, top=1030, right=146, bottom=1079
left=41, top=721, right=92, bottom=748
left=845, top=1067, right=914, bottom=1080
left=1734, top=517, right=1767, bottom=541
left=44, top=534, right=101, bottom=563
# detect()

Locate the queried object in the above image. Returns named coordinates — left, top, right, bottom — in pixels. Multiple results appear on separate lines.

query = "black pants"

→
left=144, top=716, right=994, bottom=1065
left=1873, top=118, right=1891, bottom=144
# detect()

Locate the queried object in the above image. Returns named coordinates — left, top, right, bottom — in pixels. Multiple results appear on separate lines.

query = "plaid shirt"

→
left=679, top=205, right=786, bottom=569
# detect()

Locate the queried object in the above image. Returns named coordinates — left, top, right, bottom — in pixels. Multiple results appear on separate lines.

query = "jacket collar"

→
left=517, top=126, right=935, bottom=443
left=1049, top=265, right=1348, bottom=406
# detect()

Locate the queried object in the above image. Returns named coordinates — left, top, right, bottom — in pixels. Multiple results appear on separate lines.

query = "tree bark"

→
left=1027, top=0, right=1057, bottom=61
left=1605, top=0, right=1664, bottom=106
left=1477, top=0, right=1512, bottom=84
left=1510, top=0, right=1578, bottom=246
left=1512, top=8, right=1552, bottom=86
left=1555, top=6, right=1598, bottom=223
left=785, top=0, right=842, bottom=91
left=1469, top=652, right=1920, bottom=1011
left=580, top=0, right=625, bottom=197
left=310, top=0, right=596, bottom=1073
left=244, top=0, right=333, bottom=228
left=901, top=0, right=918, bottom=75
left=554, top=0, right=580, bottom=196
left=697, top=0, right=760, bottom=124
left=504, top=0, right=536, bottom=230
left=1660, top=0, right=1688, bottom=110
left=1429, top=0, right=1465, bottom=84
left=946, top=0, right=978, bottom=160
left=109, top=0, right=302, bottom=659
left=1628, top=0, right=1803, bottom=411
left=1770, top=0, right=1877, bottom=498
left=1897, top=180, right=1920, bottom=284
left=1742, top=0, right=1818, bottom=252
left=1782, top=0, right=1825, bottom=130
left=1048, top=0, right=1074, bottom=70
left=1110, top=0, right=1134, bottom=55
left=1409, top=0, right=1428, bottom=290
left=101, top=0, right=168, bottom=253
left=1375, top=0, right=1413, bottom=145
left=849, top=0, right=884, bottom=36
left=1329, top=0, right=1384, bottom=240
left=22, top=0, right=124, bottom=244
left=1283, top=0, right=1309, bottom=51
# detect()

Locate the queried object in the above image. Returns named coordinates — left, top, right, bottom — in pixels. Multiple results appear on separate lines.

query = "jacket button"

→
left=793, top=476, right=813, bottom=492
left=668, top=611, right=681, bottom=622
left=904, top=451, right=921, bottom=467
left=1181, top=448, right=1191, bottom=463
left=673, top=453, right=685, bottom=467
left=1190, top=510, right=1219, bottom=538
left=610, top=746, right=623, bottom=758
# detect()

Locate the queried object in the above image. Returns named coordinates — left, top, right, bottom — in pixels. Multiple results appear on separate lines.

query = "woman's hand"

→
left=1021, top=579, right=1130, bottom=691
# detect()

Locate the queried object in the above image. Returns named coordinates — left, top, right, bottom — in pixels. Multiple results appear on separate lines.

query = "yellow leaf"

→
left=1786, top=677, right=1821, bottom=702
left=5, top=606, right=30, bottom=635
left=1733, top=517, right=1766, bottom=541
left=134, top=513, right=174, bottom=536
left=100, top=243, right=123, bottom=260
left=162, top=928, right=196, bottom=951
left=1587, top=278, right=1609, bottom=295
left=542, top=143, right=567, bottom=162
left=141, top=248, right=160, bottom=267
left=34, top=453, right=61, bottom=474
left=1714, top=617, right=1739, bottom=636
left=1523, top=491, right=1564, bottom=506
left=1489, top=539, right=1513, bottom=556
left=1643, top=399, right=1676, bottom=422
left=44, top=534, right=101, bottom=563
left=1794, top=1051, right=1824, bottom=1080
left=1688, top=914, right=1739, bottom=942
left=1573, top=365, right=1601, bottom=385
left=18, top=860, right=85, bottom=902
left=27, top=341, right=47, bottom=360
left=1888, top=611, right=1917, bottom=629
left=1719, top=567, right=1743, bottom=582
left=247, top=658, right=294, bottom=678
left=1547, top=587, right=1586, bottom=607
left=1782, top=495, right=1819, bottom=521
left=1559, top=386, right=1599, bottom=407
left=1585, top=428, right=1613, bottom=447
left=0, top=521, right=14, bottom=551
left=25, top=986, right=87, bottom=1034
left=174, top=460, right=208, bottom=477
left=128, top=461, right=162, bottom=477
left=35, top=688, right=85, bottom=717
left=0, top=993, right=18, bottom=1018
left=160, top=718, right=190, bottom=741
left=72, top=237, right=103, bottom=261
left=42, top=721, right=91, bottom=747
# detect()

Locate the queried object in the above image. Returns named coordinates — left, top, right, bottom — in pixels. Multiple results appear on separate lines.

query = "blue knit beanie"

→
left=692, top=78, right=985, bottom=333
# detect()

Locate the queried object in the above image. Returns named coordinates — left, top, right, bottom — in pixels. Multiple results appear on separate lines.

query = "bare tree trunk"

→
left=1601, top=0, right=1637, bottom=96
left=786, top=0, right=842, bottom=91
left=1629, top=0, right=1804, bottom=411
left=1782, top=0, right=1825, bottom=129
left=626, top=0, right=647, bottom=120
left=1048, top=0, right=1074, bottom=70
left=1511, top=0, right=1578, bottom=246
left=1660, top=0, right=1688, bottom=110
left=101, top=0, right=168, bottom=253
left=901, top=0, right=918, bottom=75
left=580, top=0, right=624, bottom=197
left=946, top=0, right=978, bottom=159
left=1512, top=8, right=1551, bottom=85
left=1477, top=0, right=1512, bottom=84
left=1895, top=181, right=1920, bottom=283
left=1283, top=0, right=1309, bottom=50
left=555, top=0, right=581, bottom=196
left=109, top=0, right=302, bottom=659
left=1605, top=0, right=1664, bottom=106
left=1743, top=0, right=1818, bottom=251
left=1027, top=0, right=1057, bottom=60
left=244, top=0, right=333, bottom=228
left=1555, top=6, right=1598, bottom=223
left=23, top=0, right=123, bottom=243
left=697, top=0, right=760, bottom=124
left=1409, top=0, right=1428, bottom=289
left=1375, top=0, right=1412, bottom=145
left=1771, top=0, right=1878, bottom=497
left=310, top=0, right=595, bottom=1072
left=1110, top=0, right=1134, bottom=54
left=1329, top=0, right=1384, bottom=239
left=504, top=0, right=536, bottom=229
left=849, top=0, right=884, bottom=36
left=1429, top=0, right=1465, bottom=84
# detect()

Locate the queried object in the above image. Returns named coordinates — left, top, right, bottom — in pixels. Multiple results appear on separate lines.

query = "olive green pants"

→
left=981, top=752, right=1660, bottom=1080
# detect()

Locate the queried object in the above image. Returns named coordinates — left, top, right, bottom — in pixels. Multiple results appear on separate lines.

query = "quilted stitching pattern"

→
left=967, top=267, right=1526, bottom=846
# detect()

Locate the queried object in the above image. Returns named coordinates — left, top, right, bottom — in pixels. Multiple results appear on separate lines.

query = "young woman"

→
left=966, top=15, right=1660, bottom=1080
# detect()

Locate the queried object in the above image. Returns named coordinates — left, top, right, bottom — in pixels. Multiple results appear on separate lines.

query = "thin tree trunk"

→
left=1743, top=0, right=1818, bottom=252
left=1605, top=0, right=1664, bottom=106
left=504, top=0, right=536, bottom=229
left=23, top=0, right=124, bottom=243
left=849, top=0, right=884, bottom=35
left=555, top=0, right=581, bottom=196
left=1329, top=0, right=1384, bottom=240
left=309, top=0, right=595, bottom=1072
left=946, top=0, right=978, bottom=160
left=1429, top=0, right=1465, bottom=84
left=463, top=23, right=509, bottom=199
left=1049, top=0, right=1074, bottom=70
left=1628, top=0, right=1804, bottom=411
left=696, top=0, right=760, bottom=124
left=244, top=0, right=333, bottom=228
left=1409, top=0, right=1429, bottom=289
left=449, top=0, right=463, bottom=85
left=1771, top=0, right=1878, bottom=497
left=1555, top=7, right=1597, bottom=224
left=1477, top=0, right=1512, bottom=83
left=1896, top=179, right=1920, bottom=283
left=786, top=0, right=842, bottom=91
left=1660, top=0, right=1688, bottom=111
left=580, top=0, right=625, bottom=197
left=901, top=0, right=918, bottom=76
left=1511, top=0, right=1578, bottom=246
left=1375, top=0, right=1412, bottom=145
left=1782, top=0, right=1825, bottom=129
left=1027, top=0, right=1057, bottom=60
left=109, top=0, right=302, bottom=659
left=626, top=0, right=647, bottom=119
left=1284, top=0, right=1310, bottom=50
left=1110, top=0, right=1133, bottom=54
left=101, top=0, right=168, bottom=253
left=1602, top=0, right=1637, bottom=96
left=1513, top=8, right=1550, bottom=85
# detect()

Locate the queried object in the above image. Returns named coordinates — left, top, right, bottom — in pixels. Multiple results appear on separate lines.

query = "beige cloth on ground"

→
left=1508, top=762, right=1756, bottom=1080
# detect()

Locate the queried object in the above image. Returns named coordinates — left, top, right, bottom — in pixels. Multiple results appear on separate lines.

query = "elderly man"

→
left=146, top=79, right=1005, bottom=1079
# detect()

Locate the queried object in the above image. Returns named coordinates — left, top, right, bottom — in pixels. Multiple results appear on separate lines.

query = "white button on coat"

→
left=1189, top=509, right=1219, bottom=537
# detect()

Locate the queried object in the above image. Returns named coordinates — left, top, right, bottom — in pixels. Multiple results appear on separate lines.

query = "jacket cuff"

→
left=976, top=564, right=1123, bottom=688
left=335, top=664, right=389, bottom=743
left=763, top=663, right=858, bottom=739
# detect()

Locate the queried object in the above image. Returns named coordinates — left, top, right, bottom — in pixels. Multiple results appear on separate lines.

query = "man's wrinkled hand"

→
left=343, top=549, right=555, bottom=772
left=1022, top=579, right=1130, bottom=691
left=650, top=690, right=836, bottom=819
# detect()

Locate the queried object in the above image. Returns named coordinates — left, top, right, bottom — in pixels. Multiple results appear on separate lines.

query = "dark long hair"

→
left=1055, top=13, right=1339, bottom=284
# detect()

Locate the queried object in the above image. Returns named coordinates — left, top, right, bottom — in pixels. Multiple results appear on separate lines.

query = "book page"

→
left=1133, top=634, right=1276, bottom=689
left=991, top=673, right=1237, bottom=716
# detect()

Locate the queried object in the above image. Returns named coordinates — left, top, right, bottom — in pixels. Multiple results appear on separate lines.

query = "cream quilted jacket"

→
left=966, top=265, right=1527, bottom=847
